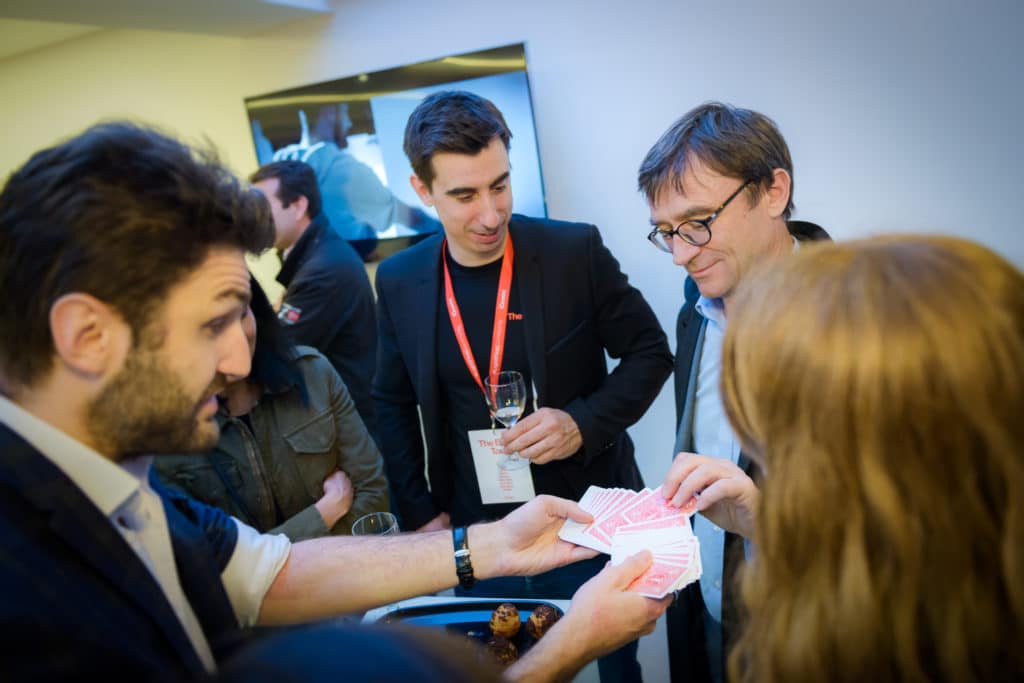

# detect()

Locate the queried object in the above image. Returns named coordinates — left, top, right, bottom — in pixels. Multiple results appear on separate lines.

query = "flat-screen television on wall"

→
left=244, top=43, right=546, bottom=261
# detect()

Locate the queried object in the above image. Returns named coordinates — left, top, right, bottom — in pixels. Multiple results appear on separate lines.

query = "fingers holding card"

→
left=557, top=486, right=703, bottom=597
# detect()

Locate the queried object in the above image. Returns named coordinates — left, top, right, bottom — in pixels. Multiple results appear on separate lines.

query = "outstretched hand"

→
left=505, top=552, right=672, bottom=682
left=565, top=552, right=673, bottom=651
left=473, top=495, right=598, bottom=580
left=661, top=452, right=759, bottom=538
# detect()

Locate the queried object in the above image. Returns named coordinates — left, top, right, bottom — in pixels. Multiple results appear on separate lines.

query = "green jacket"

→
left=155, top=346, right=389, bottom=540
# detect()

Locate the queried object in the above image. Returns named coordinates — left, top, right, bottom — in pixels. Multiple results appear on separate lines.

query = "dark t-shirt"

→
left=437, top=249, right=533, bottom=526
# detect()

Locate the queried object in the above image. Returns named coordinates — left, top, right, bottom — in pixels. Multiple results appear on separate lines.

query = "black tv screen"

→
left=244, top=43, right=546, bottom=261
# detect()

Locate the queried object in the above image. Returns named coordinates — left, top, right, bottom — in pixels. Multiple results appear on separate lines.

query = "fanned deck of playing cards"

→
left=558, top=486, right=703, bottom=598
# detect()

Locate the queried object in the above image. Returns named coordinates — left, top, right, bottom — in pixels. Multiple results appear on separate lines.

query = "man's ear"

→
left=293, top=193, right=310, bottom=218
left=764, top=168, right=792, bottom=219
left=409, top=174, right=434, bottom=207
left=49, top=293, right=127, bottom=377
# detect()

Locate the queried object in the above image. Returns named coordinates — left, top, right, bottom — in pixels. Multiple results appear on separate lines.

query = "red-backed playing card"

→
left=626, top=559, right=689, bottom=597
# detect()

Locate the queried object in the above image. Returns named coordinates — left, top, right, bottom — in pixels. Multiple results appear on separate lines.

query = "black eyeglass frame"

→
left=647, top=179, right=753, bottom=251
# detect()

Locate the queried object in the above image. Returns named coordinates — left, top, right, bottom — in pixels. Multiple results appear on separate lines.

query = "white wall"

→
left=0, top=28, right=248, bottom=174
left=0, top=27, right=287, bottom=283
left=1, top=1, right=1021, bottom=679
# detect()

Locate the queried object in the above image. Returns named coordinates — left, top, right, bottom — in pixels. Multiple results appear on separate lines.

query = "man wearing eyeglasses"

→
left=637, top=102, right=829, bottom=683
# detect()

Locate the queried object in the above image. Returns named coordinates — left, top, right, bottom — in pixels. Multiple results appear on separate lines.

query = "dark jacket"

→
left=277, top=213, right=378, bottom=437
left=0, top=422, right=241, bottom=681
left=668, top=220, right=831, bottom=683
left=372, top=214, right=673, bottom=529
left=155, top=347, right=389, bottom=541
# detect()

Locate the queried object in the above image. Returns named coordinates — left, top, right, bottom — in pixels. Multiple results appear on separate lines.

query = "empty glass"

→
left=351, top=511, right=399, bottom=535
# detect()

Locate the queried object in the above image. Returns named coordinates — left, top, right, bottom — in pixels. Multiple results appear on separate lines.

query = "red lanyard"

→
left=442, top=236, right=515, bottom=395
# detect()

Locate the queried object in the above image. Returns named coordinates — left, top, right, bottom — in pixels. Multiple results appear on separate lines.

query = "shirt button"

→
left=713, top=579, right=722, bottom=589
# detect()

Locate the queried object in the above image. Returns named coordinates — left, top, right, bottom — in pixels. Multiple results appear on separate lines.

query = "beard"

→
left=87, top=346, right=224, bottom=459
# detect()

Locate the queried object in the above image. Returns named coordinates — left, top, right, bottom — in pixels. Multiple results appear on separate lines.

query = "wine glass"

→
left=484, top=370, right=530, bottom=470
left=351, top=511, right=399, bottom=535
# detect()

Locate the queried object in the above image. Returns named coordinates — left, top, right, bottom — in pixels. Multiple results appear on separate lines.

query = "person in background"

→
left=310, top=103, right=441, bottom=238
left=155, top=275, right=389, bottom=540
left=269, top=104, right=442, bottom=260
left=249, top=160, right=379, bottom=437
left=637, top=101, right=830, bottom=683
left=661, top=235, right=1024, bottom=682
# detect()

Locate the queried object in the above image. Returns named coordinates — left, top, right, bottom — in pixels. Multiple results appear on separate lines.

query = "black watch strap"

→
left=453, top=526, right=476, bottom=589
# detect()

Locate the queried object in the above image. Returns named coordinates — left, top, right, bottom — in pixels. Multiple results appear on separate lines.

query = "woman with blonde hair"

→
left=662, top=235, right=1023, bottom=682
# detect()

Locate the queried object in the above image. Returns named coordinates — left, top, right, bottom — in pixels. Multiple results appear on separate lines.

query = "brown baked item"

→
left=486, top=634, right=519, bottom=666
left=489, top=602, right=521, bottom=639
left=525, top=604, right=560, bottom=640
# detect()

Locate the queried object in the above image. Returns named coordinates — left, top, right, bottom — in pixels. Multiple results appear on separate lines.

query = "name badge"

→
left=467, top=428, right=536, bottom=504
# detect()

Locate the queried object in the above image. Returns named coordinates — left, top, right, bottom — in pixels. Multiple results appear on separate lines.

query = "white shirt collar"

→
left=0, top=393, right=139, bottom=516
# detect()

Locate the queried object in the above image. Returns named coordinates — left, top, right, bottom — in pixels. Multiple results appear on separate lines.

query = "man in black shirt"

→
left=373, top=91, right=673, bottom=682
left=250, top=161, right=378, bottom=436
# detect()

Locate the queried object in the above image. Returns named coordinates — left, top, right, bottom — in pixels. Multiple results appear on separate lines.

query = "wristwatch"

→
left=452, top=526, right=476, bottom=589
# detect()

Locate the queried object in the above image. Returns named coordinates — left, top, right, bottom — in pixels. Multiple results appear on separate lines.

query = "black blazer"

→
left=667, top=220, right=831, bottom=683
left=0, top=423, right=242, bottom=681
left=372, top=215, right=673, bottom=529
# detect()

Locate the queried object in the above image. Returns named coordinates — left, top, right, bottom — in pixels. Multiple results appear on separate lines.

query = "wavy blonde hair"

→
left=721, top=235, right=1024, bottom=682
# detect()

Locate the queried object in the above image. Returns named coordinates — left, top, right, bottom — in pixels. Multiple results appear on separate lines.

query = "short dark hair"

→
left=403, top=91, right=512, bottom=188
left=247, top=274, right=307, bottom=404
left=249, top=160, right=322, bottom=219
left=637, top=102, right=795, bottom=219
left=0, top=122, right=275, bottom=390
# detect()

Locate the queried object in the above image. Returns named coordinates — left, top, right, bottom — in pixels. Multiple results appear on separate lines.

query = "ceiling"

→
left=0, top=0, right=333, bottom=61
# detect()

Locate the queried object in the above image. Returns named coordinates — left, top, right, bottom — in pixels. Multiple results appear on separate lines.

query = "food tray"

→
left=377, top=598, right=563, bottom=654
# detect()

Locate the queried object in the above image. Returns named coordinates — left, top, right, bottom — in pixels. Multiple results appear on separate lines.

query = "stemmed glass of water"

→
left=484, top=370, right=529, bottom=470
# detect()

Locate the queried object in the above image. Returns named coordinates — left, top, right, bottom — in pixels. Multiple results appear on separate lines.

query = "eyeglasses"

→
left=647, top=180, right=752, bottom=252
